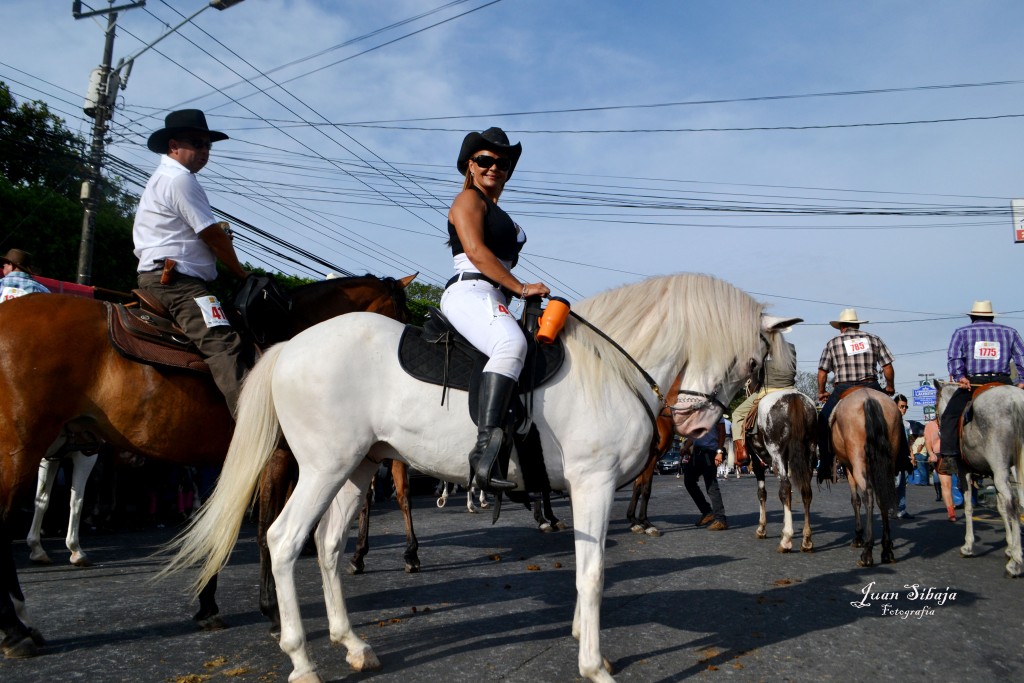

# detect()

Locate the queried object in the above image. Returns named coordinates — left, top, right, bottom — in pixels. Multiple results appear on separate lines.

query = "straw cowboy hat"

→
left=829, top=308, right=869, bottom=329
left=457, top=127, right=522, bottom=179
left=0, top=248, right=35, bottom=274
left=147, top=109, right=228, bottom=154
left=967, top=300, right=997, bottom=317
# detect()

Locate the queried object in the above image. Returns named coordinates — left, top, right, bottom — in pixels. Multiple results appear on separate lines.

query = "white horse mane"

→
left=563, top=272, right=765, bottom=397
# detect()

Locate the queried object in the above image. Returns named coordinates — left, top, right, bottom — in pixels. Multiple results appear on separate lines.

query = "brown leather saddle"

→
left=958, top=382, right=1004, bottom=435
left=105, top=290, right=210, bottom=373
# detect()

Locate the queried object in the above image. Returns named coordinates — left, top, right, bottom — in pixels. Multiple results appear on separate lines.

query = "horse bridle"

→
left=569, top=310, right=744, bottom=419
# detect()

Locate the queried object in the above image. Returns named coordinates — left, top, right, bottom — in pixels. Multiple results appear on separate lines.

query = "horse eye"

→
left=748, top=358, right=758, bottom=374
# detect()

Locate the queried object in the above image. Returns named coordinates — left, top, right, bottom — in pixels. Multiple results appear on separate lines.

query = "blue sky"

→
left=2, top=0, right=1023, bottom=418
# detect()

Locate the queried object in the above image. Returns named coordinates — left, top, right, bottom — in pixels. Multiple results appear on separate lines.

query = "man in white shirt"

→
left=133, top=109, right=249, bottom=414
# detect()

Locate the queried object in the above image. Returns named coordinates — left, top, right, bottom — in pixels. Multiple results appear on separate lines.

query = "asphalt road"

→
left=2, top=474, right=1022, bottom=682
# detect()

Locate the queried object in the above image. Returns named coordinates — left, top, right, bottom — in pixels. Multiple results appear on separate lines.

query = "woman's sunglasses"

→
left=471, top=155, right=511, bottom=172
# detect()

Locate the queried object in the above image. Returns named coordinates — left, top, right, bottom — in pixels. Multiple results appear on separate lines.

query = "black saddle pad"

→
left=397, top=311, right=565, bottom=395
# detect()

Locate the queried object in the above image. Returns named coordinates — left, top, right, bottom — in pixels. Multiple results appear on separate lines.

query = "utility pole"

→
left=74, top=1, right=145, bottom=285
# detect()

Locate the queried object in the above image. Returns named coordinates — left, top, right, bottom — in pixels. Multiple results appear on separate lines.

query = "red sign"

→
left=35, top=276, right=95, bottom=298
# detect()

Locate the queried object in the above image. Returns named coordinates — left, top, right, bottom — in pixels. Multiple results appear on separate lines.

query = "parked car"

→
left=655, top=451, right=681, bottom=475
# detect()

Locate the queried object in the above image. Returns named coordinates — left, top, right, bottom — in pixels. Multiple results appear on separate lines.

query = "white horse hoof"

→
left=480, top=501, right=490, bottom=509
left=644, top=526, right=661, bottom=538
left=347, top=647, right=381, bottom=671
left=70, top=551, right=92, bottom=567
left=28, top=551, right=52, bottom=565
left=539, top=522, right=553, bottom=532
left=467, top=506, right=478, bottom=513
left=629, top=524, right=644, bottom=534
left=291, top=672, right=324, bottom=683
left=555, top=521, right=569, bottom=530
left=960, top=547, right=975, bottom=558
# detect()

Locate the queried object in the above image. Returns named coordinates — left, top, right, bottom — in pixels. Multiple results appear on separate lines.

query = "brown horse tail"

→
left=786, top=394, right=815, bottom=485
left=863, top=396, right=896, bottom=514
left=156, top=343, right=285, bottom=594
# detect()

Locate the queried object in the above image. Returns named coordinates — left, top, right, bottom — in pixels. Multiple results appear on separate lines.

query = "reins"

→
left=568, top=309, right=729, bottom=414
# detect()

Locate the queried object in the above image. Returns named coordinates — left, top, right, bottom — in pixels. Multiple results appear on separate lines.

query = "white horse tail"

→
left=157, top=343, right=285, bottom=594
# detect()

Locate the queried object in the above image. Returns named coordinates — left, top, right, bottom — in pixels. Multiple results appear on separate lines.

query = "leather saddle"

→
left=397, top=305, right=565, bottom=494
left=397, top=306, right=565, bottom=422
left=106, top=291, right=209, bottom=373
left=959, top=381, right=1004, bottom=433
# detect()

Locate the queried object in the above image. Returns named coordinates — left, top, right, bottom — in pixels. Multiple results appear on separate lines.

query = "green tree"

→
left=0, top=82, right=138, bottom=291
left=406, top=280, right=443, bottom=325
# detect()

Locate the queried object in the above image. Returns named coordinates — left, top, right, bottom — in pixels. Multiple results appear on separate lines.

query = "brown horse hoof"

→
left=348, top=561, right=364, bottom=575
left=1, top=635, right=39, bottom=659
left=404, top=563, right=420, bottom=574
left=776, top=546, right=792, bottom=554
left=755, top=529, right=767, bottom=539
left=195, top=615, right=227, bottom=631
left=555, top=521, right=569, bottom=531
left=851, top=540, right=864, bottom=548
left=801, top=544, right=814, bottom=553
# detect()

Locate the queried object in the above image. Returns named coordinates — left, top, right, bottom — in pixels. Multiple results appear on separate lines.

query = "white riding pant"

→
left=440, top=279, right=526, bottom=380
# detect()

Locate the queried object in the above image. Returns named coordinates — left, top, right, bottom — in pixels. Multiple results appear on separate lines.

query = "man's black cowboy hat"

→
left=457, top=127, right=522, bottom=179
left=147, top=109, right=229, bottom=154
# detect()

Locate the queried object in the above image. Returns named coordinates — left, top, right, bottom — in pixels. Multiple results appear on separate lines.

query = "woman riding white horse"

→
left=441, top=127, right=550, bottom=492
left=163, top=272, right=789, bottom=682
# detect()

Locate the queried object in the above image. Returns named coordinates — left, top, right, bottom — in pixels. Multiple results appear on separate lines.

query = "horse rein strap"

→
left=568, top=310, right=665, bottom=404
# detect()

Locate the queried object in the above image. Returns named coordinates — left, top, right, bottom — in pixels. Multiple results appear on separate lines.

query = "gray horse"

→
left=934, top=380, right=1024, bottom=577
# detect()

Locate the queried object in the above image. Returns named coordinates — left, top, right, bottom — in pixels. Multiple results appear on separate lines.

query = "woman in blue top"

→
left=440, top=127, right=550, bottom=492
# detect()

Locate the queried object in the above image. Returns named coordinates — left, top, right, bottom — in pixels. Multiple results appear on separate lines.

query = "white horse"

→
left=25, top=420, right=104, bottom=566
left=163, top=273, right=788, bottom=683
left=934, top=380, right=1024, bottom=576
left=26, top=452, right=97, bottom=566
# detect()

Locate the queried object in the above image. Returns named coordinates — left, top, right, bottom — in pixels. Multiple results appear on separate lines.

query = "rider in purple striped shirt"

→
left=938, top=300, right=1024, bottom=463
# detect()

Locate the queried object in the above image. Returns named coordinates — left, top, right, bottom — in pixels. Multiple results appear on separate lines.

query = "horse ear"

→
left=761, top=315, right=803, bottom=333
left=398, top=272, right=418, bottom=289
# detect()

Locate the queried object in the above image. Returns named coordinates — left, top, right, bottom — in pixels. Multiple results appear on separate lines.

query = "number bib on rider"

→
left=194, top=295, right=231, bottom=328
left=973, top=340, right=1001, bottom=360
left=0, top=286, right=28, bottom=302
left=843, top=337, right=869, bottom=356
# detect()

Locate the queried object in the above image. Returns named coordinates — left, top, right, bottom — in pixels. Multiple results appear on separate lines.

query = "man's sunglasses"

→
left=182, top=138, right=213, bottom=150
left=471, top=155, right=511, bottom=171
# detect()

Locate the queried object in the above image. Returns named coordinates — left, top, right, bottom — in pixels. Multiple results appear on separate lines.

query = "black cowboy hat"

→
left=0, top=248, right=35, bottom=274
left=147, top=109, right=229, bottom=154
left=456, top=127, right=522, bottom=179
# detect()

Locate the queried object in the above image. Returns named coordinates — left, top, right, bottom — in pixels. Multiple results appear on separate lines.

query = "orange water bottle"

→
left=536, top=297, right=570, bottom=344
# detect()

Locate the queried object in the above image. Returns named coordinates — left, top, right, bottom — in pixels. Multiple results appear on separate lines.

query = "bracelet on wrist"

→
left=521, top=283, right=528, bottom=299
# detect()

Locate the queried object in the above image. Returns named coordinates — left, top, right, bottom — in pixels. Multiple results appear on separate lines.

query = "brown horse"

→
left=0, top=273, right=415, bottom=625
left=625, top=413, right=675, bottom=537
left=828, top=387, right=900, bottom=567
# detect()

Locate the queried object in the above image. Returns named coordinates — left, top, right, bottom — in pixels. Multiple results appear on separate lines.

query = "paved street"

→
left=2, top=474, right=1022, bottom=682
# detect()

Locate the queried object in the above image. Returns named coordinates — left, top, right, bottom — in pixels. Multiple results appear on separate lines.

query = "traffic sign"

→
left=913, top=385, right=937, bottom=406
left=1014, top=199, right=1024, bottom=243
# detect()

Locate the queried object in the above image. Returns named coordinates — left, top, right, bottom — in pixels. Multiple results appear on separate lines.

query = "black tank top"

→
left=448, top=186, right=524, bottom=267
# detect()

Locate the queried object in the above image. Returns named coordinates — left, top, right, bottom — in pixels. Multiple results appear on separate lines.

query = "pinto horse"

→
left=934, top=380, right=1024, bottom=576
left=0, top=274, right=414, bottom=625
left=747, top=389, right=817, bottom=553
left=828, top=387, right=900, bottom=567
left=164, top=273, right=792, bottom=683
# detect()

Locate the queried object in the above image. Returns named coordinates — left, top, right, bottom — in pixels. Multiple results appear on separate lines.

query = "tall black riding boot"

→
left=469, top=372, right=517, bottom=492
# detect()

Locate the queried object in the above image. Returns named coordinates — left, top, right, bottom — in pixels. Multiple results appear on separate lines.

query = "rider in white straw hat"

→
left=815, top=308, right=900, bottom=483
left=938, top=300, right=1024, bottom=490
